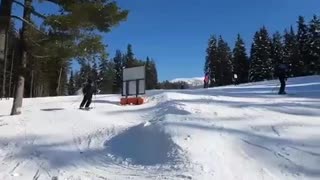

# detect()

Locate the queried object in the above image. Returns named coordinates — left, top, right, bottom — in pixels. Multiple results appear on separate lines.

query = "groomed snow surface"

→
left=0, top=76, right=320, bottom=180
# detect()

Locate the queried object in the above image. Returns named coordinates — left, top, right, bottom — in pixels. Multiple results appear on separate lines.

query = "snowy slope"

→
left=0, top=76, right=319, bottom=180
left=171, top=77, right=204, bottom=88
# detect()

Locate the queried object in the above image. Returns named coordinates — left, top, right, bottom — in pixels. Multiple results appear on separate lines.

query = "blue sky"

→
left=11, top=0, right=320, bottom=81
left=104, top=0, right=320, bottom=81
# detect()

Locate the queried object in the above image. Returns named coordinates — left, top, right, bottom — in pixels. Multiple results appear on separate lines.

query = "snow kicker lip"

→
left=103, top=123, right=183, bottom=166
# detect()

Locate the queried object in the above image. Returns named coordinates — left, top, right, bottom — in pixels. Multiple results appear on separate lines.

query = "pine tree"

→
left=91, top=61, right=99, bottom=86
left=145, top=57, right=158, bottom=90
left=100, top=61, right=115, bottom=94
left=113, top=50, right=124, bottom=93
left=204, top=37, right=213, bottom=73
left=204, top=35, right=218, bottom=86
left=283, top=27, right=301, bottom=77
left=150, top=59, right=158, bottom=89
left=78, top=62, right=91, bottom=85
left=308, top=15, right=320, bottom=74
left=271, top=31, right=285, bottom=77
left=297, top=16, right=311, bottom=75
left=74, top=71, right=82, bottom=93
left=98, top=56, right=109, bottom=73
left=249, top=27, right=273, bottom=81
left=217, top=36, right=233, bottom=85
left=97, top=56, right=108, bottom=91
left=68, top=71, right=76, bottom=95
left=145, top=57, right=152, bottom=90
left=108, top=62, right=117, bottom=93
left=233, top=34, right=249, bottom=84
left=125, top=44, right=135, bottom=68
left=59, top=64, right=68, bottom=96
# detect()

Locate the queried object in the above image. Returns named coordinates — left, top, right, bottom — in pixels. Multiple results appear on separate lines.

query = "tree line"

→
left=0, top=0, right=128, bottom=115
left=0, top=0, right=161, bottom=111
left=68, top=44, right=159, bottom=95
left=205, top=15, right=320, bottom=86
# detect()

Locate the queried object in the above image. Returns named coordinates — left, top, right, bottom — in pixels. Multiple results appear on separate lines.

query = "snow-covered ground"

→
left=0, top=76, right=319, bottom=180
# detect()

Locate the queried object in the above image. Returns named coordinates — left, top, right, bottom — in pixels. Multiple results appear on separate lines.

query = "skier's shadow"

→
left=41, top=108, right=65, bottom=112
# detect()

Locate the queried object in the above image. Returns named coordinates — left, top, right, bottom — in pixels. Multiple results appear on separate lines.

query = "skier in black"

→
left=80, top=79, right=96, bottom=109
left=277, top=64, right=288, bottom=95
left=204, top=72, right=210, bottom=88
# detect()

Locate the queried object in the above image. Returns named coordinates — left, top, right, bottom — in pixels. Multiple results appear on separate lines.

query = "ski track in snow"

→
left=0, top=76, right=319, bottom=179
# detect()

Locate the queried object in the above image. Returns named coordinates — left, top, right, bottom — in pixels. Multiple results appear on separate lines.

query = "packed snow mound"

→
left=104, top=123, right=183, bottom=166
left=171, top=77, right=203, bottom=88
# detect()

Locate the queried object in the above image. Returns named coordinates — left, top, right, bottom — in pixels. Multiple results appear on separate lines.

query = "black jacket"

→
left=82, top=83, right=96, bottom=96
left=276, top=64, right=288, bottom=79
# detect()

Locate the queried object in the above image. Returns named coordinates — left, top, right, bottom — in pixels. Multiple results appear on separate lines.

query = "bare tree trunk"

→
left=2, top=31, right=8, bottom=99
left=56, top=66, right=62, bottom=96
left=12, top=84, right=16, bottom=98
left=11, top=0, right=32, bottom=115
left=11, top=51, right=26, bottom=115
left=30, top=70, right=33, bottom=98
left=40, top=85, right=43, bottom=97
left=8, top=48, right=14, bottom=97
left=35, top=84, right=41, bottom=97
left=0, top=0, right=13, bottom=62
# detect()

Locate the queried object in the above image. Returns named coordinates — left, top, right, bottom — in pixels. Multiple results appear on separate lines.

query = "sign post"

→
left=121, top=66, right=146, bottom=105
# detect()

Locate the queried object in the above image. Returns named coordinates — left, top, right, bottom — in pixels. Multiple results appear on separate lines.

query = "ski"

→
left=79, top=107, right=94, bottom=111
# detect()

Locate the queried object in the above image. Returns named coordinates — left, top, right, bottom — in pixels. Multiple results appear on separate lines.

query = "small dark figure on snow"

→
left=277, top=64, right=288, bottom=95
left=233, top=74, right=239, bottom=86
left=80, top=79, right=96, bottom=109
left=204, top=73, right=210, bottom=88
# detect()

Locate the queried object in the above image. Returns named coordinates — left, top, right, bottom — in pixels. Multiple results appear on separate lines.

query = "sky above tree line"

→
left=11, top=0, right=320, bottom=81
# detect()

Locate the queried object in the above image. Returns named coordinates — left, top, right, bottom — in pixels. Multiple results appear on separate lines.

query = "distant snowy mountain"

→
left=171, top=77, right=204, bottom=88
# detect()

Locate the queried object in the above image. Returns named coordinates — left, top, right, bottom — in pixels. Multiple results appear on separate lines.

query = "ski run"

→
left=0, top=76, right=319, bottom=180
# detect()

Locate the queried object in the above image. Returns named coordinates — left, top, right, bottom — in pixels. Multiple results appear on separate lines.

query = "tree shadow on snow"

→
left=0, top=134, right=114, bottom=171
left=0, top=124, right=185, bottom=177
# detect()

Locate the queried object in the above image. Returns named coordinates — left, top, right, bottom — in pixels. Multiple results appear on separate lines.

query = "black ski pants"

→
left=279, top=77, right=286, bottom=94
left=80, top=94, right=93, bottom=108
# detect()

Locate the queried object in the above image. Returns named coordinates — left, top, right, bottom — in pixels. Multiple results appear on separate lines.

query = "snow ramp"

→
left=104, top=122, right=183, bottom=166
